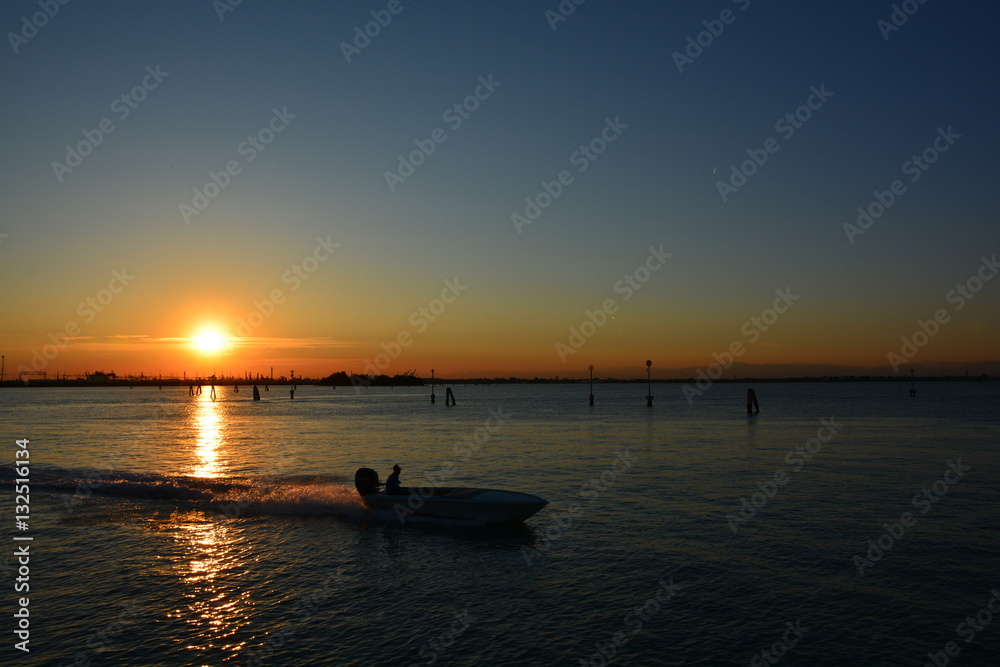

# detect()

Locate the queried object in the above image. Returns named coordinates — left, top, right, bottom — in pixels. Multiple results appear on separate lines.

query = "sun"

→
left=191, top=328, right=230, bottom=354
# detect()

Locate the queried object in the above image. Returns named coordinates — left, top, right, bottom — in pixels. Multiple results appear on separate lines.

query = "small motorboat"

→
left=354, top=468, right=548, bottom=523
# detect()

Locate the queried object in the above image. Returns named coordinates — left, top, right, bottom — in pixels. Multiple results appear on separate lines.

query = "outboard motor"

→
left=355, top=468, right=381, bottom=497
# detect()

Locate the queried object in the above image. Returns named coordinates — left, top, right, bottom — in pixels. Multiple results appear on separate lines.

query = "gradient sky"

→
left=2, top=0, right=998, bottom=379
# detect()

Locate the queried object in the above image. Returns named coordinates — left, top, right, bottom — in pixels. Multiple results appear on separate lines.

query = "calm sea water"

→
left=2, top=381, right=998, bottom=666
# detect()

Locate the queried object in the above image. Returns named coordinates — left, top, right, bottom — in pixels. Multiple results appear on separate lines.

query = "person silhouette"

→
left=386, top=464, right=404, bottom=494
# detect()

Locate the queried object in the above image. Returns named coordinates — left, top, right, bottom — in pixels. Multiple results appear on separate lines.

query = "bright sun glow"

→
left=191, top=329, right=229, bottom=354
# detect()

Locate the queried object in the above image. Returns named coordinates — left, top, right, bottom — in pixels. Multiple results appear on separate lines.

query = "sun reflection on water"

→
left=192, top=391, right=226, bottom=478
left=161, top=510, right=255, bottom=660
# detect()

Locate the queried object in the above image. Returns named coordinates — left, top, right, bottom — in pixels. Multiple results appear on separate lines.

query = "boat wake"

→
left=1, top=464, right=372, bottom=522
left=215, top=481, right=371, bottom=521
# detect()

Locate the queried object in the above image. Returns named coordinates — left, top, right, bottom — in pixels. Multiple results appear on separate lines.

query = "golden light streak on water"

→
left=192, top=390, right=225, bottom=478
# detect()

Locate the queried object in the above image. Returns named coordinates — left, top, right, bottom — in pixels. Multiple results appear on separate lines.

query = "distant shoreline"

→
left=1, top=375, right=995, bottom=388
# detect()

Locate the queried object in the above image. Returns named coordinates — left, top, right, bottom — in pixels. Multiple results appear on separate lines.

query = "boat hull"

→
left=361, top=487, right=548, bottom=523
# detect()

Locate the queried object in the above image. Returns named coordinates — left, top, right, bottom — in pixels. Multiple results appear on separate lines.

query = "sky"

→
left=1, top=0, right=998, bottom=380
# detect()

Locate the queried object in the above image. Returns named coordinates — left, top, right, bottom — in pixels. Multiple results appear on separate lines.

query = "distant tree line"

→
left=321, top=370, right=423, bottom=387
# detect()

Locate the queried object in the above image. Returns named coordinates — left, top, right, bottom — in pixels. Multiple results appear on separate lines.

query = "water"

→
left=2, top=381, right=998, bottom=666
